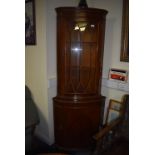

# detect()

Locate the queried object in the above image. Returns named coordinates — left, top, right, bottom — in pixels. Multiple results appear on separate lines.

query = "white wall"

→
left=96, top=0, right=129, bottom=77
left=94, top=0, right=129, bottom=123
left=25, top=0, right=50, bottom=143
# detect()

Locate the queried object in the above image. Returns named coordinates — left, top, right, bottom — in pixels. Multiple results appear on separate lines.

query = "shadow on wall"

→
left=102, top=18, right=116, bottom=122
left=31, top=97, right=50, bottom=144
left=25, top=85, right=40, bottom=153
left=103, top=18, right=115, bottom=77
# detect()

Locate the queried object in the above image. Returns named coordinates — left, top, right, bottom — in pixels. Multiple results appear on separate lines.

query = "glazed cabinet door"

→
left=57, top=14, right=106, bottom=97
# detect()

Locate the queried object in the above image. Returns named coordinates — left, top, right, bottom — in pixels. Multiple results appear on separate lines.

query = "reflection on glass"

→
left=74, top=23, right=96, bottom=32
left=74, top=25, right=79, bottom=30
left=74, top=22, right=87, bottom=32
left=71, top=47, right=82, bottom=53
left=79, top=27, right=86, bottom=32
left=90, top=24, right=95, bottom=28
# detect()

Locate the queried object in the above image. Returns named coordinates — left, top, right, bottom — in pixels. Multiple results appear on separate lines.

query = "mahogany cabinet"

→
left=53, top=7, right=108, bottom=149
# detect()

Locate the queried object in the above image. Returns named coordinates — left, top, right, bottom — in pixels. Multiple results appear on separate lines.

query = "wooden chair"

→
left=92, top=94, right=129, bottom=155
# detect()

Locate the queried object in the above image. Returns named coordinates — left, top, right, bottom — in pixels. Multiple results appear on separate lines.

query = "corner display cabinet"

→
left=53, top=6, right=108, bottom=150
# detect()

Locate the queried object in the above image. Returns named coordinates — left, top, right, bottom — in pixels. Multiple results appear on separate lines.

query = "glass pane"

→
left=65, top=22, right=99, bottom=94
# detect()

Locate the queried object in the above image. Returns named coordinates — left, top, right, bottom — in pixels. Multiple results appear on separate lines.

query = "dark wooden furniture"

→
left=120, top=0, right=129, bottom=62
left=53, top=7, right=108, bottom=150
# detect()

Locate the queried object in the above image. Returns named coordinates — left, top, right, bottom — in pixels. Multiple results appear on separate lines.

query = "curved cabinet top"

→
left=56, top=7, right=108, bottom=20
